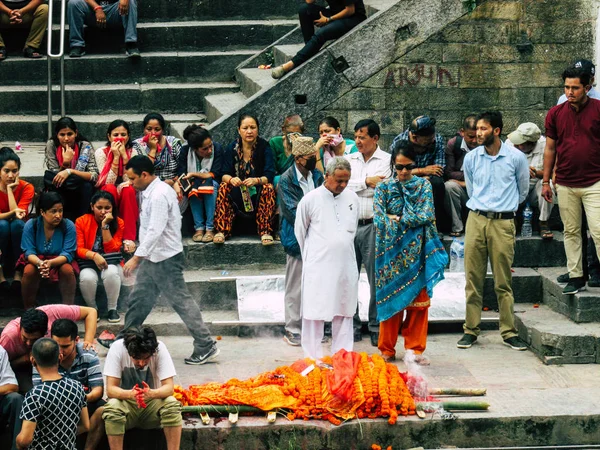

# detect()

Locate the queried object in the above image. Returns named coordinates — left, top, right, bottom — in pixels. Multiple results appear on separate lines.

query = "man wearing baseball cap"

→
left=390, top=115, right=447, bottom=231
left=557, top=59, right=599, bottom=105
left=506, top=123, right=555, bottom=239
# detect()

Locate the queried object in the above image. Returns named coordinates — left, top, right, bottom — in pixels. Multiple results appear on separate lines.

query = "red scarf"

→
left=56, top=143, right=80, bottom=169
left=96, top=142, right=130, bottom=187
left=142, top=133, right=162, bottom=154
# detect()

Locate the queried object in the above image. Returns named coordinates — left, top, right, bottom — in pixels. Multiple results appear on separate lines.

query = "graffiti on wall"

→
left=384, top=64, right=459, bottom=88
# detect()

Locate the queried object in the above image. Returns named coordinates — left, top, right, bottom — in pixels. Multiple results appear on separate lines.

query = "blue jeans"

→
left=189, top=181, right=218, bottom=231
left=0, top=219, right=25, bottom=268
left=67, top=0, right=138, bottom=48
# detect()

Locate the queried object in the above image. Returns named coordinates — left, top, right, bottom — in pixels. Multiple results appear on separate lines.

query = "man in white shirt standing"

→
left=102, top=327, right=182, bottom=450
left=122, top=155, right=218, bottom=365
left=0, top=345, right=21, bottom=450
left=295, top=157, right=359, bottom=359
left=506, top=122, right=555, bottom=239
left=345, top=120, right=391, bottom=346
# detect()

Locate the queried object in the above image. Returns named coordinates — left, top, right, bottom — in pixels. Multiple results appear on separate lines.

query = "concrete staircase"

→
left=0, top=0, right=298, bottom=142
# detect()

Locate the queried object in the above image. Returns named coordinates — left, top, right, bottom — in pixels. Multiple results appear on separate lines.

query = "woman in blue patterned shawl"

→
left=373, top=140, right=448, bottom=365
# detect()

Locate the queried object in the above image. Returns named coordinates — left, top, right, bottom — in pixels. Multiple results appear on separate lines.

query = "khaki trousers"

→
left=0, top=4, right=49, bottom=49
left=463, top=211, right=517, bottom=339
left=556, top=180, right=600, bottom=278
left=102, top=396, right=182, bottom=436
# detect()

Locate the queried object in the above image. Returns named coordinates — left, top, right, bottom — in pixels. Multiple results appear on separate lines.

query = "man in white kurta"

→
left=295, top=157, right=360, bottom=359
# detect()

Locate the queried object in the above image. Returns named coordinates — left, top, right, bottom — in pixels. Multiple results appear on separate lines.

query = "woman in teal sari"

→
left=373, top=140, right=448, bottom=365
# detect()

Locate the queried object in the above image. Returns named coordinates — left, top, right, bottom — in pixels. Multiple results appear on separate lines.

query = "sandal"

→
left=213, top=232, right=225, bottom=244
left=23, top=46, right=42, bottom=59
left=261, top=234, right=274, bottom=246
left=202, top=231, right=214, bottom=243
left=0, top=47, right=6, bottom=61
left=540, top=222, right=554, bottom=240
left=192, top=230, right=205, bottom=242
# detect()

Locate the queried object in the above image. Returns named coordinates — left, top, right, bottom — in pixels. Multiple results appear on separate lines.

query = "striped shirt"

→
left=32, top=343, right=103, bottom=390
left=390, top=130, right=446, bottom=169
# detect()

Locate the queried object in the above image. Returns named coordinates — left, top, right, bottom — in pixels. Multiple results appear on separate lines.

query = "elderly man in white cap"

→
left=277, top=136, right=324, bottom=346
left=506, top=122, right=555, bottom=239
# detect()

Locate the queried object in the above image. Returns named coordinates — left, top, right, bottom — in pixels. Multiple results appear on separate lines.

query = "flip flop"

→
left=261, top=234, right=274, bottom=246
left=213, top=232, right=225, bottom=244
left=23, top=46, right=42, bottom=59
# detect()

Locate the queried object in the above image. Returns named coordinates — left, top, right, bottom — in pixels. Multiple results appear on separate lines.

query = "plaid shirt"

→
left=390, top=130, right=446, bottom=169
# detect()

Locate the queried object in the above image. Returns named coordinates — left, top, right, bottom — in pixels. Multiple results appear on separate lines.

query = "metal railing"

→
left=47, top=0, right=67, bottom=138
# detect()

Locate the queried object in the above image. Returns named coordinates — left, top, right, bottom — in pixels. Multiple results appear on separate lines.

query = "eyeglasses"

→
left=395, top=163, right=416, bottom=172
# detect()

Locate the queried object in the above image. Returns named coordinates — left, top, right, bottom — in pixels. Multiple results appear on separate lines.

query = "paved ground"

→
left=93, top=330, right=600, bottom=421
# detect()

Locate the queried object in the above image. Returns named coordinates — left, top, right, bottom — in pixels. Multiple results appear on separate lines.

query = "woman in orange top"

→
left=0, top=148, right=35, bottom=295
left=75, top=190, right=124, bottom=323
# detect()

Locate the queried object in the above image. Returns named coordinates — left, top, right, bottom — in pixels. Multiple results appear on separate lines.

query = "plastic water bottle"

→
left=521, top=204, right=533, bottom=237
left=75, top=144, right=92, bottom=171
left=449, top=237, right=465, bottom=272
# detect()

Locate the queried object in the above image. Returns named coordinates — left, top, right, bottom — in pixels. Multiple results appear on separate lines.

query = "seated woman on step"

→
left=76, top=190, right=125, bottom=324
left=268, top=114, right=305, bottom=188
left=44, top=117, right=98, bottom=221
left=0, top=148, right=34, bottom=297
left=132, top=112, right=183, bottom=200
left=271, top=0, right=367, bottom=79
left=95, top=119, right=138, bottom=254
left=18, top=191, right=78, bottom=309
left=213, top=114, right=276, bottom=246
left=314, top=115, right=357, bottom=173
left=177, top=125, right=225, bottom=244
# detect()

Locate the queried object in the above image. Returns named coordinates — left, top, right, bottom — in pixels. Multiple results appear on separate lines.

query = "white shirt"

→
left=103, top=340, right=176, bottom=390
left=135, top=177, right=183, bottom=263
left=345, top=147, right=392, bottom=220
left=0, top=345, right=17, bottom=387
left=295, top=186, right=359, bottom=320
left=505, top=136, right=546, bottom=185
left=557, top=86, right=600, bottom=104
left=295, top=165, right=314, bottom=196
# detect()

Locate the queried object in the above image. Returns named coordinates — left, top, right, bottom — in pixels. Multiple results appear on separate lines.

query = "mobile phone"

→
left=178, top=175, right=192, bottom=193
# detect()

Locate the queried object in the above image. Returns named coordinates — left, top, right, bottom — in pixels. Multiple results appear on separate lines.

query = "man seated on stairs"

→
left=271, top=0, right=367, bottom=79
left=67, top=0, right=140, bottom=58
left=0, top=0, right=48, bottom=60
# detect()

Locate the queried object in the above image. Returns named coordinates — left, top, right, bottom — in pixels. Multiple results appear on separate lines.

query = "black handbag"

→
left=77, top=252, right=124, bottom=271
left=44, top=170, right=86, bottom=191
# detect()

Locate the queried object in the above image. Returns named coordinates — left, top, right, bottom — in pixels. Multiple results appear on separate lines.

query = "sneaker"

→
left=563, top=277, right=586, bottom=295
left=503, top=336, right=527, bottom=351
left=184, top=344, right=220, bottom=365
left=588, top=276, right=600, bottom=288
left=283, top=331, right=301, bottom=347
left=69, top=47, right=86, bottom=58
left=125, top=43, right=141, bottom=58
left=456, top=333, right=477, bottom=349
left=107, top=309, right=120, bottom=323
left=556, top=272, right=570, bottom=283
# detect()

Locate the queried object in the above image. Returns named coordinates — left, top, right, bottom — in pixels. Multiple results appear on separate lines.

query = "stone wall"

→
left=307, top=0, right=598, bottom=149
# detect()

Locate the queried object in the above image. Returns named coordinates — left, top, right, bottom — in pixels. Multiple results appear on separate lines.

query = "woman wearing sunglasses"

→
left=373, top=140, right=448, bottom=365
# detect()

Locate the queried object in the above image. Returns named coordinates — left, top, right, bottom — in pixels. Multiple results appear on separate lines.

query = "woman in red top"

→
left=75, top=190, right=125, bottom=323
left=94, top=120, right=138, bottom=253
left=0, top=148, right=34, bottom=295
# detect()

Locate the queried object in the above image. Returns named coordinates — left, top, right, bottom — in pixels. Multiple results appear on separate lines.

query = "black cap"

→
left=409, top=115, right=436, bottom=136
left=572, top=59, right=595, bottom=77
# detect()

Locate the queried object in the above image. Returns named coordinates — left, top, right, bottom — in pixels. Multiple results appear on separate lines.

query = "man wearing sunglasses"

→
left=457, top=111, right=529, bottom=352
left=390, top=115, right=447, bottom=231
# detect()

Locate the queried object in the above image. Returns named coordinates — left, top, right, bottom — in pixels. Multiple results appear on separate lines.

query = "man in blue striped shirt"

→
left=457, top=111, right=530, bottom=352
left=32, top=319, right=104, bottom=449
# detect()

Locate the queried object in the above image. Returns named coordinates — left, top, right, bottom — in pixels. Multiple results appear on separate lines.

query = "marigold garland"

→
left=175, top=351, right=417, bottom=425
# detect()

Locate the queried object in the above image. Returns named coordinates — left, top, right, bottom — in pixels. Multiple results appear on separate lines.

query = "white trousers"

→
left=79, top=265, right=123, bottom=310
left=301, top=316, right=353, bottom=360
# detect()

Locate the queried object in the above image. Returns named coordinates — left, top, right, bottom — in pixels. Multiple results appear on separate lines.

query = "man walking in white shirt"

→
left=345, top=120, right=391, bottom=346
left=295, top=157, right=359, bottom=359
left=121, top=155, right=219, bottom=365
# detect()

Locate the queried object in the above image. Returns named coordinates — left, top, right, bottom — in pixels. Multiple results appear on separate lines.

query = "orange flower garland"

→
left=175, top=351, right=416, bottom=425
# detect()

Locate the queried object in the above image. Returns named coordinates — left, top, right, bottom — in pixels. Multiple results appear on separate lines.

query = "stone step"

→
left=538, top=267, right=600, bottom=323
left=0, top=82, right=238, bottom=116
left=516, top=304, right=600, bottom=365
left=182, top=234, right=567, bottom=270
left=272, top=43, right=303, bottom=66
left=0, top=113, right=206, bottom=143
left=0, top=50, right=256, bottom=87
left=44, top=20, right=298, bottom=54
left=204, top=91, right=248, bottom=123
left=236, top=68, right=276, bottom=98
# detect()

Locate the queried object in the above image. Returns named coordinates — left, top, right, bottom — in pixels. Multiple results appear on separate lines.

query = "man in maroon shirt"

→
left=542, top=66, right=600, bottom=294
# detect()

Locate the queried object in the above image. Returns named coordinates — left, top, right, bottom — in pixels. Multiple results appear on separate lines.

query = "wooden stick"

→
left=417, top=401, right=490, bottom=411
left=429, top=388, right=487, bottom=396
left=182, top=405, right=266, bottom=415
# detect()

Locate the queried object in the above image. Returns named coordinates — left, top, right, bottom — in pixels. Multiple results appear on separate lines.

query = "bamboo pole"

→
left=429, top=388, right=487, bottom=396
left=417, top=401, right=490, bottom=411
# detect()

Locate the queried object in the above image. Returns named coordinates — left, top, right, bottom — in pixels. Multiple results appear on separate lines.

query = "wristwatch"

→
left=102, top=224, right=110, bottom=230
